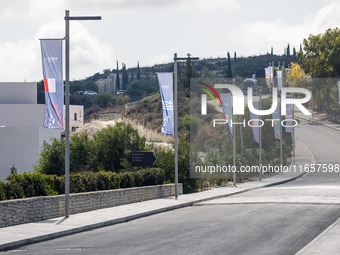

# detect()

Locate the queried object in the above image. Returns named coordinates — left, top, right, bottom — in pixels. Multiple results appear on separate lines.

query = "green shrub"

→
left=0, top=180, right=6, bottom=200
left=126, top=80, right=157, bottom=97
left=131, top=171, right=143, bottom=187
left=141, top=168, right=165, bottom=186
left=70, top=173, right=86, bottom=193
left=93, top=93, right=116, bottom=108
left=81, top=171, right=98, bottom=191
left=54, top=176, right=65, bottom=194
left=119, top=172, right=135, bottom=188
left=96, top=171, right=113, bottom=190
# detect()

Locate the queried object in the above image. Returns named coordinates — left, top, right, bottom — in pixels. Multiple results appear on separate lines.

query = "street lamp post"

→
left=173, top=53, right=199, bottom=199
left=64, top=10, right=101, bottom=218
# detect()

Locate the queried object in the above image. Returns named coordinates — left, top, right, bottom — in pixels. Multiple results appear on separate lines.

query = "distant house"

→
left=0, top=82, right=83, bottom=180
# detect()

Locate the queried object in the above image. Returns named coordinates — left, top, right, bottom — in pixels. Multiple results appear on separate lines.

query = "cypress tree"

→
left=130, top=71, right=134, bottom=83
left=116, top=61, right=120, bottom=90
left=122, top=63, right=128, bottom=90
left=227, top=52, right=233, bottom=78
left=287, top=43, right=290, bottom=56
left=271, top=46, right=273, bottom=55
left=137, top=61, right=141, bottom=80
left=293, top=47, right=296, bottom=56
left=234, top=51, right=236, bottom=60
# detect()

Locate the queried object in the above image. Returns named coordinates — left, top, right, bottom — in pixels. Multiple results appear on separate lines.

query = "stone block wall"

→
left=0, top=184, right=182, bottom=228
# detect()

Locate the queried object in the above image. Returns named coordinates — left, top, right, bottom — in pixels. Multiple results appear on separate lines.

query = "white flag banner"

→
left=220, top=94, right=233, bottom=138
left=277, top=71, right=283, bottom=90
left=157, top=72, right=174, bottom=136
left=265, top=68, right=270, bottom=87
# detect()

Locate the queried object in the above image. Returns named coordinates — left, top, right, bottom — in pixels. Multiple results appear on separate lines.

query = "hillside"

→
left=84, top=54, right=299, bottom=85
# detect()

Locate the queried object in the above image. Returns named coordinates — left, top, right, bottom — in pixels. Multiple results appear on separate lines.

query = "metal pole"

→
left=280, top=93, right=283, bottom=168
left=64, top=10, right=70, bottom=218
left=259, top=89, right=262, bottom=180
left=292, top=98, right=295, bottom=165
left=233, top=114, right=236, bottom=186
left=239, top=116, right=244, bottom=151
left=174, top=53, right=178, bottom=200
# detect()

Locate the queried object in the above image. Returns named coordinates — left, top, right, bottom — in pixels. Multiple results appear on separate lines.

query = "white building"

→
left=0, top=82, right=83, bottom=181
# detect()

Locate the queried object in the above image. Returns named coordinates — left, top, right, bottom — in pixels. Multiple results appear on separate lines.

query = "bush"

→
left=54, top=176, right=65, bottom=194
left=93, top=93, right=115, bottom=108
left=141, top=168, right=165, bottom=186
left=35, top=122, right=146, bottom=175
left=126, top=80, right=157, bottom=98
left=2, top=168, right=164, bottom=199
left=0, top=180, right=6, bottom=200
left=119, top=172, right=135, bottom=188
left=93, top=93, right=130, bottom=108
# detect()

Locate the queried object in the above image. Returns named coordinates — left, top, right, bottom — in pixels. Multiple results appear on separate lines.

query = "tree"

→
left=234, top=51, right=236, bottom=60
left=126, top=80, right=157, bottom=98
left=93, top=123, right=146, bottom=171
left=288, top=62, right=306, bottom=87
left=298, top=28, right=340, bottom=77
left=136, top=61, right=141, bottom=80
left=178, top=53, right=199, bottom=94
left=116, top=61, right=120, bottom=89
left=35, top=123, right=146, bottom=174
left=226, top=52, right=233, bottom=78
left=130, top=70, right=134, bottom=83
left=293, top=47, right=296, bottom=56
left=287, top=43, right=290, bottom=56
left=122, top=63, right=128, bottom=90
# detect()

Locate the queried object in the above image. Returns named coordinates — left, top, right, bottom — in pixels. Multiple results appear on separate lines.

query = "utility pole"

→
left=259, top=87, right=262, bottom=181
left=173, top=53, right=199, bottom=199
left=64, top=10, right=101, bottom=217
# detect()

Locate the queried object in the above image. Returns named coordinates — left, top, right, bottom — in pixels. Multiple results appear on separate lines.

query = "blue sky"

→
left=0, top=0, right=339, bottom=82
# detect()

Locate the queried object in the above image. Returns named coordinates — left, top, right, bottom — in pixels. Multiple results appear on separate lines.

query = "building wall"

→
left=0, top=127, right=60, bottom=180
left=63, top=105, right=84, bottom=132
left=0, top=184, right=183, bottom=228
left=0, top=82, right=36, bottom=104
left=0, top=82, right=83, bottom=180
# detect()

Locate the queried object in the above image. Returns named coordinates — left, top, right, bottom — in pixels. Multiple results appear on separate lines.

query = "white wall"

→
left=0, top=82, right=36, bottom=104
left=0, top=127, right=60, bottom=180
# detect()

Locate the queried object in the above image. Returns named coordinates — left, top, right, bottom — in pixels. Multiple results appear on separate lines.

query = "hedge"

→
left=0, top=168, right=165, bottom=201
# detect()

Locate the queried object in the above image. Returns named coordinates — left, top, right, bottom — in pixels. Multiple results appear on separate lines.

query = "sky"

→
left=0, top=0, right=339, bottom=82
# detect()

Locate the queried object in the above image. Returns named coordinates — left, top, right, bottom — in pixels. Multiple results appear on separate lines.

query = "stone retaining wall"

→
left=0, top=183, right=182, bottom=228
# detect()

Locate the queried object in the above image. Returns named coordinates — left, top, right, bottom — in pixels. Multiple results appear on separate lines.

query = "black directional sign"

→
left=131, top=151, right=158, bottom=167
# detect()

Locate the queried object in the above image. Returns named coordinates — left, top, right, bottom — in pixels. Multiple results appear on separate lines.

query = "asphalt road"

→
left=3, top=119, right=340, bottom=255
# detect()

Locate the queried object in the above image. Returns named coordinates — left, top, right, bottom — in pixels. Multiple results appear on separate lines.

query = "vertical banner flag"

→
left=272, top=105, right=280, bottom=140
left=40, top=39, right=63, bottom=129
left=249, top=102, right=260, bottom=143
left=285, top=104, right=293, bottom=133
left=270, top=66, right=274, bottom=85
left=277, top=70, right=283, bottom=90
left=157, top=73, right=174, bottom=136
left=265, top=68, right=271, bottom=87
left=220, top=94, right=233, bottom=138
